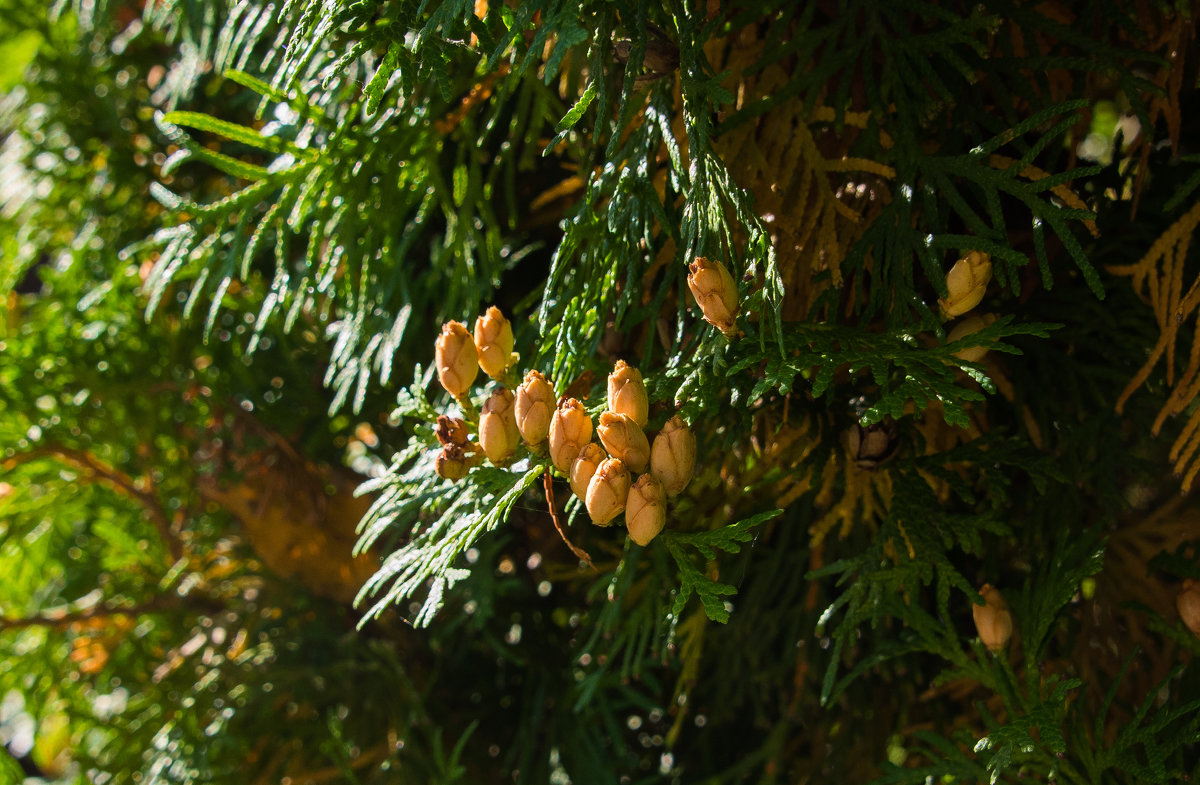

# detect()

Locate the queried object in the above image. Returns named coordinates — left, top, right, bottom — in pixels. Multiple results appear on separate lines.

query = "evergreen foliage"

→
left=2, top=0, right=1199, bottom=783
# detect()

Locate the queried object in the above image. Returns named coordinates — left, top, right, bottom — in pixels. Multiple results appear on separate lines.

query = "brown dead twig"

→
left=543, top=468, right=594, bottom=570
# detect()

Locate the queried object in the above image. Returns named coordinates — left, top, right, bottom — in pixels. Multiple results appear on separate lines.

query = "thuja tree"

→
left=2, top=0, right=1199, bottom=782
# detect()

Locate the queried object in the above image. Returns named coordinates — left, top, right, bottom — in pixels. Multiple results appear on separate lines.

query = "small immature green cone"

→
left=607, top=360, right=649, bottom=427
left=625, top=474, right=666, bottom=546
left=687, top=257, right=739, bottom=336
left=585, top=457, right=630, bottom=526
left=649, top=415, right=695, bottom=496
left=972, top=584, right=1013, bottom=652
left=938, top=251, right=992, bottom=318
left=597, top=411, right=650, bottom=473
left=570, top=443, right=607, bottom=502
left=435, top=321, right=478, bottom=399
left=515, top=370, right=555, bottom=448
left=478, top=388, right=520, bottom=465
left=548, top=398, right=594, bottom=474
left=474, top=306, right=515, bottom=380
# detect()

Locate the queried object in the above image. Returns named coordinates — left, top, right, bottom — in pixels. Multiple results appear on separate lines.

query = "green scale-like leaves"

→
left=662, top=509, right=782, bottom=623
left=136, top=54, right=545, bottom=411
left=8, top=0, right=1198, bottom=783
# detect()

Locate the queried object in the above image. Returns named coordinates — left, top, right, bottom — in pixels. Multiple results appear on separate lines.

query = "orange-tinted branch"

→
left=543, top=468, right=594, bottom=570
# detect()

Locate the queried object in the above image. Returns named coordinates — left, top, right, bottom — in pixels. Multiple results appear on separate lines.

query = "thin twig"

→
left=292, top=741, right=391, bottom=784
left=0, top=594, right=222, bottom=632
left=6, top=444, right=184, bottom=561
left=543, top=469, right=594, bottom=570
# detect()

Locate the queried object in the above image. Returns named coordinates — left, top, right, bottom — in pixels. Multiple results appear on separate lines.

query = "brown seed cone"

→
left=435, top=444, right=470, bottom=481
left=435, top=321, right=478, bottom=398
left=848, top=420, right=899, bottom=470
left=585, top=458, right=630, bottom=526
left=625, top=474, right=667, bottom=546
left=570, top=443, right=608, bottom=502
left=687, top=257, right=739, bottom=336
left=938, top=250, right=992, bottom=318
left=515, top=370, right=555, bottom=448
left=607, top=360, right=649, bottom=427
left=434, top=415, right=470, bottom=447
left=948, top=313, right=999, bottom=363
left=972, top=584, right=1013, bottom=652
left=478, top=388, right=520, bottom=465
left=649, top=415, right=696, bottom=496
left=597, top=411, right=650, bottom=473
left=474, top=306, right=515, bottom=380
left=1179, top=579, right=1200, bottom=637
left=548, top=398, right=594, bottom=473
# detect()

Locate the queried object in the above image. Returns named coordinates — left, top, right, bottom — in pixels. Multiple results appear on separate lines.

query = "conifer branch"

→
left=5, top=444, right=184, bottom=562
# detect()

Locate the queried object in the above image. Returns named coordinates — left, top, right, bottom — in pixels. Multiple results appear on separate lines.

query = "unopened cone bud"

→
left=478, top=388, right=520, bottom=465
left=687, top=257, right=739, bottom=336
left=650, top=415, right=696, bottom=496
left=435, top=321, right=478, bottom=398
left=607, top=360, right=649, bottom=427
left=570, top=443, right=607, bottom=502
left=939, top=251, right=992, bottom=318
left=972, top=584, right=1013, bottom=652
left=586, top=458, right=630, bottom=526
left=515, top=370, right=555, bottom=448
left=626, top=474, right=667, bottom=546
left=474, top=306, right=515, bottom=380
left=435, top=444, right=470, bottom=481
left=948, top=313, right=998, bottom=363
left=597, top=411, right=650, bottom=473
left=1179, top=579, right=1200, bottom=637
left=435, top=415, right=469, bottom=447
left=548, top=398, right=594, bottom=473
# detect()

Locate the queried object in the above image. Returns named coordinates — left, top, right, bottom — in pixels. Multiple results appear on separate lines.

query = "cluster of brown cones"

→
left=430, top=308, right=696, bottom=546
left=546, top=365, right=696, bottom=546
left=429, top=306, right=519, bottom=479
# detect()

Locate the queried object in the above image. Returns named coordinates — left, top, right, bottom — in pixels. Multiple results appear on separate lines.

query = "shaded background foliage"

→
left=1, top=0, right=1199, bottom=783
